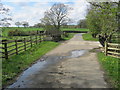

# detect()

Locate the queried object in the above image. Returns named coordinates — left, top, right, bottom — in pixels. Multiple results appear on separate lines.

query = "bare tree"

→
left=41, top=3, right=72, bottom=30
left=15, top=21, right=21, bottom=27
left=0, top=3, right=12, bottom=27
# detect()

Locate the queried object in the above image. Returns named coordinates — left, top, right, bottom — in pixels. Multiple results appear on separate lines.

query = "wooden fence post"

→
left=41, top=33, right=43, bottom=41
left=43, top=33, right=45, bottom=41
left=15, top=40, right=18, bottom=55
left=24, top=38, right=26, bottom=51
left=36, top=35, right=37, bottom=44
left=105, top=41, right=108, bottom=56
left=39, top=34, right=41, bottom=42
left=30, top=36, right=32, bottom=47
left=4, top=40, right=8, bottom=59
left=39, top=33, right=41, bottom=42
left=37, top=30, right=39, bottom=34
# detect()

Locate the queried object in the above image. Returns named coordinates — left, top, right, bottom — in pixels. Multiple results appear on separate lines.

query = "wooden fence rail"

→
left=0, top=33, right=46, bottom=59
left=105, top=42, right=120, bottom=58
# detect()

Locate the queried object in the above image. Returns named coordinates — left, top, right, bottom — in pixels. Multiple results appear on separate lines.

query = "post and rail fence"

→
left=104, top=42, right=120, bottom=58
left=0, top=32, right=62, bottom=60
left=0, top=33, right=45, bottom=60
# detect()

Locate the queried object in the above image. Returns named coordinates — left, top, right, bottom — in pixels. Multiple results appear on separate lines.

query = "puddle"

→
left=8, top=61, right=47, bottom=88
left=69, top=50, right=86, bottom=58
left=8, top=50, right=86, bottom=88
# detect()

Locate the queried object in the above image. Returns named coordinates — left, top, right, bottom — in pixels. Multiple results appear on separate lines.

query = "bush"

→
left=63, top=32, right=69, bottom=37
left=29, top=31, right=38, bottom=35
left=8, top=29, right=29, bottom=36
left=43, top=25, right=63, bottom=41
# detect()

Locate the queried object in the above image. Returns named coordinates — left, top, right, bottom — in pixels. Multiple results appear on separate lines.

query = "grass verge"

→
left=2, top=41, right=59, bottom=87
left=82, top=33, right=98, bottom=41
left=97, top=52, right=119, bottom=88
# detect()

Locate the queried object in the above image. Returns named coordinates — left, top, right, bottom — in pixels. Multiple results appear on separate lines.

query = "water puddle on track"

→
left=8, top=50, right=87, bottom=88
left=68, top=50, right=86, bottom=58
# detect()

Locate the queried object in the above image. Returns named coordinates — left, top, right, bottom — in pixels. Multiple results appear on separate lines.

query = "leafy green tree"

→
left=86, top=2, right=118, bottom=46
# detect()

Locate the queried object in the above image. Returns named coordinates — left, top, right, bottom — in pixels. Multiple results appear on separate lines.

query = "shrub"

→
left=8, top=29, right=29, bottom=36
left=43, top=25, right=63, bottom=41
left=29, top=31, right=38, bottom=35
left=63, top=32, right=69, bottom=37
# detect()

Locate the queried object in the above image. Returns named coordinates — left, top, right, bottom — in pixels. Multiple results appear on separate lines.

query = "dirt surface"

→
left=8, top=34, right=108, bottom=88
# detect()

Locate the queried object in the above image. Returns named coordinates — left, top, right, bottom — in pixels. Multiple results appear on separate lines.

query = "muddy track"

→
left=8, top=34, right=109, bottom=88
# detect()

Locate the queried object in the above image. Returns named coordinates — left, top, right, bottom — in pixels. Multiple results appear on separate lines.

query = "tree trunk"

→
left=98, top=35, right=106, bottom=47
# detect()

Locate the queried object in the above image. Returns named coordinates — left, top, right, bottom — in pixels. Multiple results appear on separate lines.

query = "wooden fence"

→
left=105, top=42, right=120, bottom=58
left=0, top=33, right=51, bottom=60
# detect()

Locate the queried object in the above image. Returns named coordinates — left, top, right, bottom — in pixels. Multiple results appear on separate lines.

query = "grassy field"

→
left=1, top=27, right=89, bottom=37
left=2, top=33, right=75, bottom=87
left=1, top=27, right=43, bottom=37
left=97, top=53, right=119, bottom=88
left=82, top=33, right=98, bottom=41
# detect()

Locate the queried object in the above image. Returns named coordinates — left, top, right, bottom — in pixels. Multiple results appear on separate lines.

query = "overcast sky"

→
left=1, top=0, right=90, bottom=26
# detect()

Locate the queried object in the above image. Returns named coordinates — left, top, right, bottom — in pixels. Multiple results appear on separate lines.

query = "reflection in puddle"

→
left=70, top=50, right=86, bottom=58
left=8, top=61, right=47, bottom=88
left=8, top=50, right=86, bottom=88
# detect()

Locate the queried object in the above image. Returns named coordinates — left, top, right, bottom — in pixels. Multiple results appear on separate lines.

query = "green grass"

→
left=62, top=33, right=75, bottom=40
left=1, top=27, right=43, bottom=37
left=1, top=27, right=89, bottom=37
left=82, top=33, right=98, bottom=41
left=97, top=52, right=119, bottom=88
left=2, top=41, right=59, bottom=86
left=62, top=28, right=89, bottom=31
left=2, top=33, right=75, bottom=87
left=0, top=35, right=44, bottom=58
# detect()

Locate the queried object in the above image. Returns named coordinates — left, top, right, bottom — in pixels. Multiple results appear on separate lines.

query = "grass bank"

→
left=97, top=53, right=119, bottom=88
left=2, top=33, right=75, bottom=87
left=82, top=33, right=98, bottom=41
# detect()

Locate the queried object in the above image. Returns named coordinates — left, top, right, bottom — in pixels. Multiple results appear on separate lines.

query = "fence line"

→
left=0, top=32, right=64, bottom=60
left=0, top=33, right=47, bottom=60
left=105, top=42, right=120, bottom=58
